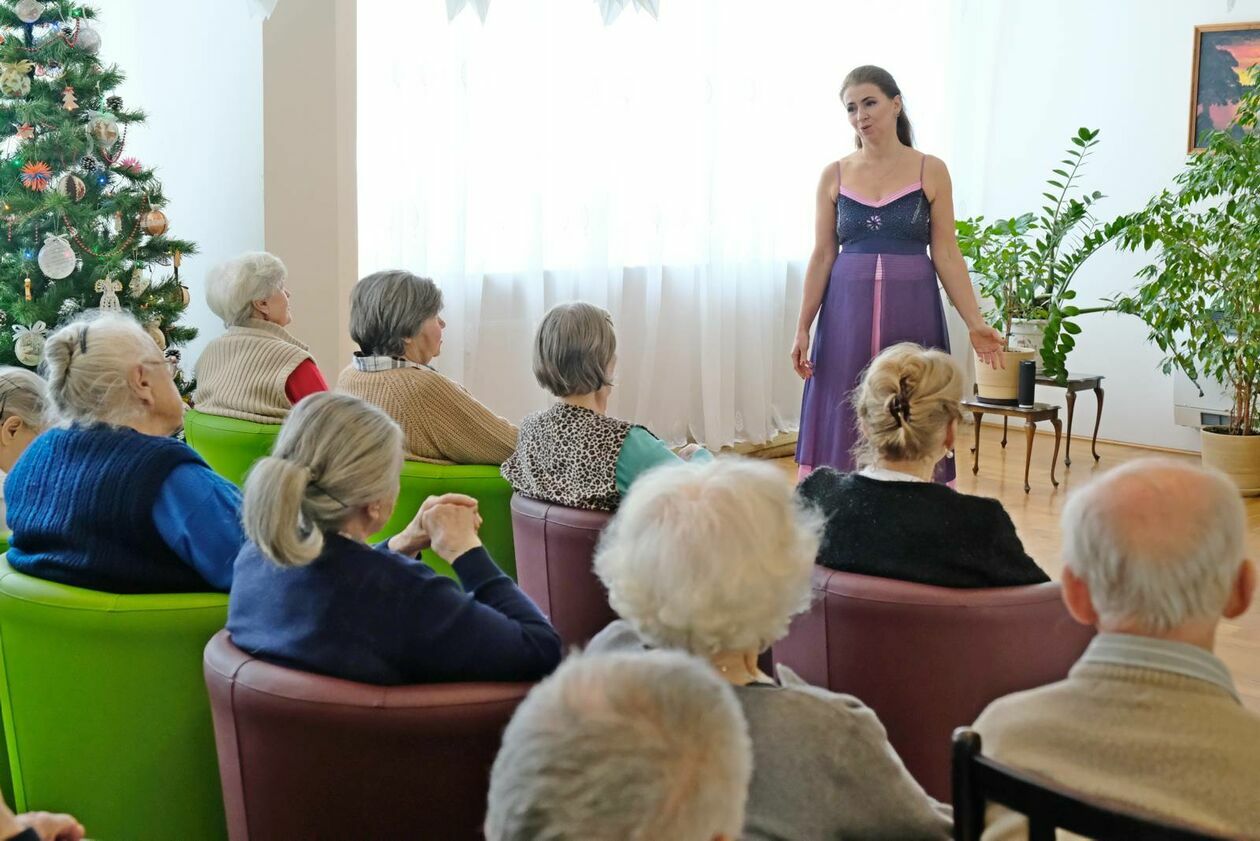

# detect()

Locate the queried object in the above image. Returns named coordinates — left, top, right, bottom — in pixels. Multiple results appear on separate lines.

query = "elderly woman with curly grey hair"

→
left=587, top=457, right=953, bottom=840
left=337, top=270, right=518, bottom=465
left=501, top=301, right=710, bottom=512
left=194, top=251, right=328, bottom=422
left=5, top=313, right=243, bottom=593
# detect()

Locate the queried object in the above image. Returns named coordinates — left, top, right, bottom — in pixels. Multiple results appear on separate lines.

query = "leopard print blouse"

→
left=501, top=402, right=639, bottom=512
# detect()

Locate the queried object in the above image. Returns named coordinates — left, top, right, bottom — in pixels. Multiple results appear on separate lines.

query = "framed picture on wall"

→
left=1188, top=22, right=1260, bottom=151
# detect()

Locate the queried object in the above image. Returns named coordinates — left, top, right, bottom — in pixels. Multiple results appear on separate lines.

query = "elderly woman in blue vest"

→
left=4, top=313, right=243, bottom=593
left=502, top=302, right=711, bottom=512
left=194, top=252, right=327, bottom=422
left=228, top=392, right=561, bottom=685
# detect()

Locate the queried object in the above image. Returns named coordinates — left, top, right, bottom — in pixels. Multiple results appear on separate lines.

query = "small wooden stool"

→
left=962, top=399, right=1062, bottom=493
left=1034, top=373, right=1104, bottom=467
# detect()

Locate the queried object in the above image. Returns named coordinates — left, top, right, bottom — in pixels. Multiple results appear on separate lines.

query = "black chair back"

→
left=951, top=728, right=1230, bottom=841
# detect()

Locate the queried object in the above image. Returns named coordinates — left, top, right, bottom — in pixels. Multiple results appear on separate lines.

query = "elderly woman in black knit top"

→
left=797, top=343, right=1048, bottom=588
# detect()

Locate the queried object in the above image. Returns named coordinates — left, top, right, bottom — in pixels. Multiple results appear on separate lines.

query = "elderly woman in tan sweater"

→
left=337, top=270, right=517, bottom=465
left=195, top=252, right=328, bottom=422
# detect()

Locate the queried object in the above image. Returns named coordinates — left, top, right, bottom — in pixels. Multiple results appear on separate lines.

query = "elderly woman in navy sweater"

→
left=227, top=392, right=561, bottom=685
left=5, top=313, right=242, bottom=593
left=797, top=343, right=1048, bottom=588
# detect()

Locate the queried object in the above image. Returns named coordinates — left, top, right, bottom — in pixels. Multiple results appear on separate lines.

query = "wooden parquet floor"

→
left=773, top=423, right=1260, bottom=712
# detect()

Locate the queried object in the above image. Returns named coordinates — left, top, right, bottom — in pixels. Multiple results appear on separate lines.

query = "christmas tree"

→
left=0, top=0, right=196, bottom=384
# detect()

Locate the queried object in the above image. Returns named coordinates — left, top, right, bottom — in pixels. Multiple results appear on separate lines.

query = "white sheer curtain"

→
left=358, top=0, right=951, bottom=446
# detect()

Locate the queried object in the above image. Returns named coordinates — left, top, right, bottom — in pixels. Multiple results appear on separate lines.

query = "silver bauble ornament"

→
left=37, top=234, right=75, bottom=280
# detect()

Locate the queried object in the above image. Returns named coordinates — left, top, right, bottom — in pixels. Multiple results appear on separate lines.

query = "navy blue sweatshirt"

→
left=227, top=534, right=561, bottom=685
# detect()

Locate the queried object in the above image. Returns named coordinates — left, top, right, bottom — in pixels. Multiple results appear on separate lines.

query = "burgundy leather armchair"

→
left=773, top=568, right=1094, bottom=801
left=510, top=494, right=615, bottom=648
left=203, top=631, right=531, bottom=840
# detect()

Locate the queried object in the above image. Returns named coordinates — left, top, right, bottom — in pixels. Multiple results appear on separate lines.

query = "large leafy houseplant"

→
left=956, top=128, right=1131, bottom=381
left=1114, top=79, right=1260, bottom=439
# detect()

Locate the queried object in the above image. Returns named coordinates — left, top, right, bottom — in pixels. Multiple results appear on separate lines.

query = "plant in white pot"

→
left=1114, top=80, right=1260, bottom=495
left=956, top=128, right=1132, bottom=396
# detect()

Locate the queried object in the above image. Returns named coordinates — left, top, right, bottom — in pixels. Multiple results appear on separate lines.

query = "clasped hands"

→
left=387, top=493, right=484, bottom=561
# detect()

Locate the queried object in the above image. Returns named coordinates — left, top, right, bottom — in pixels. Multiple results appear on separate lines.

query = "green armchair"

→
left=182, top=409, right=281, bottom=488
left=0, top=558, right=229, bottom=841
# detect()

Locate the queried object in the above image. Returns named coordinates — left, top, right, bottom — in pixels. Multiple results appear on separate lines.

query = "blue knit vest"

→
left=5, top=424, right=212, bottom=594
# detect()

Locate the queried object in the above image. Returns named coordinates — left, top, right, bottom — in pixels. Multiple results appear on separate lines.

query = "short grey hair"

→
left=1062, top=458, right=1248, bottom=634
left=0, top=366, right=48, bottom=430
left=243, top=392, right=403, bottom=567
left=485, top=649, right=752, bottom=841
left=533, top=302, right=616, bottom=397
left=349, top=271, right=443, bottom=357
left=41, top=312, right=166, bottom=428
left=595, top=457, right=823, bottom=655
left=205, top=251, right=288, bottom=327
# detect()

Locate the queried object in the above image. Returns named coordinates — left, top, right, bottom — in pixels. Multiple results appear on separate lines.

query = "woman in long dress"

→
left=791, top=65, right=1003, bottom=483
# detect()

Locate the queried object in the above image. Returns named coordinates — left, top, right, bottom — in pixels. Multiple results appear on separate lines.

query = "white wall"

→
left=946, top=0, right=1260, bottom=451
left=96, top=1, right=265, bottom=363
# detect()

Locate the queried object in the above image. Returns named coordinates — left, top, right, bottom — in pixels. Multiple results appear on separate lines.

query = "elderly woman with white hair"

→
left=4, top=313, right=244, bottom=593
left=228, top=391, right=561, bottom=685
left=799, top=342, right=1048, bottom=588
left=587, top=457, right=953, bottom=840
left=0, top=367, right=49, bottom=531
left=502, top=301, right=710, bottom=512
left=337, top=270, right=518, bottom=465
left=194, top=251, right=327, bottom=422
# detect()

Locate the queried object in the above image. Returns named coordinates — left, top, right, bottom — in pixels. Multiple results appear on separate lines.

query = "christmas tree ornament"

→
left=0, top=61, right=34, bottom=98
left=76, top=23, right=101, bottom=55
left=79, top=154, right=98, bottom=172
left=58, top=173, right=86, bottom=201
left=12, top=322, right=48, bottom=367
left=15, top=123, right=34, bottom=140
left=14, top=0, right=44, bottom=25
left=142, top=209, right=168, bottom=236
left=86, top=113, right=119, bottom=148
left=20, top=161, right=53, bottom=191
left=144, top=320, right=166, bottom=350
left=118, top=157, right=142, bottom=175
left=95, top=276, right=122, bottom=311
left=129, top=266, right=150, bottom=296
left=57, top=298, right=80, bottom=319
left=61, top=86, right=77, bottom=111
left=37, top=234, right=75, bottom=279
left=106, top=94, right=123, bottom=111
left=23, top=276, right=31, bottom=300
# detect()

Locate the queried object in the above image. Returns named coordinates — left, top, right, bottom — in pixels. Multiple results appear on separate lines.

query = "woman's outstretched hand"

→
left=970, top=325, right=1005, bottom=370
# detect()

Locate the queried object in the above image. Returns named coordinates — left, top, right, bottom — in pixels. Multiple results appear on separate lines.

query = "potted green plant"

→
left=956, top=128, right=1132, bottom=395
left=1113, top=79, right=1260, bottom=495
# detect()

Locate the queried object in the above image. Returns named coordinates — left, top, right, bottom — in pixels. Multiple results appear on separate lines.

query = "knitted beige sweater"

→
left=194, top=319, right=314, bottom=423
left=973, top=661, right=1260, bottom=839
left=337, top=365, right=517, bottom=465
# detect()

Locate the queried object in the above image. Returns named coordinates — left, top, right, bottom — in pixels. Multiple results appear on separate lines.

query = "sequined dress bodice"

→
left=835, top=185, right=931, bottom=248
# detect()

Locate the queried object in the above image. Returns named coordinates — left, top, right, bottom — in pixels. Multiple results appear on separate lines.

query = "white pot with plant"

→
left=1115, top=82, right=1260, bottom=495
left=957, top=128, right=1132, bottom=393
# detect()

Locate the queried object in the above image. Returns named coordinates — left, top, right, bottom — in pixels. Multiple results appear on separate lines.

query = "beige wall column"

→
left=263, top=0, right=358, bottom=374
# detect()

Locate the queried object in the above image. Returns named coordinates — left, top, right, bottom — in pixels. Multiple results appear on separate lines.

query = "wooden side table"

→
left=962, top=399, right=1062, bottom=493
left=1034, top=373, right=1104, bottom=467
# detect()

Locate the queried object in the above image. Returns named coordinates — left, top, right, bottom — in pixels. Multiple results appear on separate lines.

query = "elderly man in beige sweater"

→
left=973, top=458, right=1259, bottom=839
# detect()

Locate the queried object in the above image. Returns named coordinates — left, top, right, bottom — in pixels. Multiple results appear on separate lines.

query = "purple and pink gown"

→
left=796, top=156, right=955, bottom=484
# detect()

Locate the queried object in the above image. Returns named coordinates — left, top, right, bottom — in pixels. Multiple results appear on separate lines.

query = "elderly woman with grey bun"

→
left=0, top=367, right=49, bottom=532
left=587, top=457, right=953, bottom=840
left=337, top=270, right=518, bottom=466
left=4, top=313, right=243, bottom=594
left=501, top=302, right=711, bottom=512
left=194, top=251, right=328, bottom=423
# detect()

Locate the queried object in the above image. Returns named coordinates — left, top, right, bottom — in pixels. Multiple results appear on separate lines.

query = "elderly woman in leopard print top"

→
left=501, top=303, right=711, bottom=512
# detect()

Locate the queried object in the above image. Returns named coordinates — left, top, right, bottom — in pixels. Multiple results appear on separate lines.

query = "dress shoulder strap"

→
left=919, top=153, right=927, bottom=183
left=834, top=160, right=842, bottom=194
